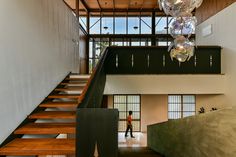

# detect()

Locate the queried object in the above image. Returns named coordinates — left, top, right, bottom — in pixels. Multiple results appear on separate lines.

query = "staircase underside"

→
left=0, top=74, right=90, bottom=156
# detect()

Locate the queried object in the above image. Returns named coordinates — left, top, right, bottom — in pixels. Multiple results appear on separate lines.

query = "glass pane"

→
left=183, top=95, right=195, bottom=103
left=94, top=42, right=101, bottom=58
left=131, top=38, right=140, bottom=46
left=115, top=17, right=126, bottom=34
left=158, top=41, right=167, bottom=46
left=128, top=17, right=140, bottom=34
left=132, top=121, right=140, bottom=131
left=124, top=40, right=130, bottom=46
left=89, top=39, right=102, bottom=59
left=168, top=103, right=181, bottom=111
left=183, top=112, right=195, bottom=118
left=114, top=95, right=140, bottom=131
left=127, top=104, right=140, bottom=112
left=131, top=112, right=140, bottom=119
left=89, top=41, right=93, bottom=58
left=119, top=112, right=127, bottom=119
left=114, top=103, right=126, bottom=111
left=156, top=17, right=167, bottom=34
left=168, top=112, right=181, bottom=119
left=90, top=17, right=101, bottom=34
left=168, top=95, right=181, bottom=103
left=114, top=95, right=126, bottom=103
left=118, top=121, right=126, bottom=131
left=141, top=17, right=151, bottom=34
left=183, top=104, right=195, bottom=111
left=79, top=17, right=87, bottom=31
left=98, top=41, right=109, bottom=53
left=127, top=95, right=140, bottom=103
left=89, top=59, right=93, bottom=73
left=167, top=41, right=172, bottom=46
left=102, top=17, right=113, bottom=34
left=113, top=42, right=123, bottom=46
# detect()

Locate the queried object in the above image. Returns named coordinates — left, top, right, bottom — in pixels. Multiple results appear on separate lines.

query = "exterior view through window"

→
left=113, top=95, right=141, bottom=132
left=168, top=95, right=196, bottom=119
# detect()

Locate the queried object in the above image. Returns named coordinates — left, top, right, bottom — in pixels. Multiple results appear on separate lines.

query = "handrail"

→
left=77, top=46, right=109, bottom=108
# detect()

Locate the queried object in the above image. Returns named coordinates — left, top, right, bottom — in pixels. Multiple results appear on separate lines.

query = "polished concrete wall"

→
left=148, top=107, right=236, bottom=157
left=0, top=0, right=80, bottom=144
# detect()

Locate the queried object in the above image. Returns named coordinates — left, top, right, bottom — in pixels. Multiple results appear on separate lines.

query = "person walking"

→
left=125, top=111, right=135, bottom=138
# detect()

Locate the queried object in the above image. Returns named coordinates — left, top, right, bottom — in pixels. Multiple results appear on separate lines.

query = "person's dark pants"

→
left=125, top=124, right=133, bottom=137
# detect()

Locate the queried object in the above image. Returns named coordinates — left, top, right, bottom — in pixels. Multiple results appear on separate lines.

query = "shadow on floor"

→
left=118, top=147, right=163, bottom=157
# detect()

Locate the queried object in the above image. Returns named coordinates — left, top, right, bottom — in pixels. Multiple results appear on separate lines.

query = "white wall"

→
left=0, top=0, right=80, bottom=143
left=104, top=75, right=226, bottom=94
left=196, top=2, right=236, bottom=106
left=141, top=95, right=168, bottom=132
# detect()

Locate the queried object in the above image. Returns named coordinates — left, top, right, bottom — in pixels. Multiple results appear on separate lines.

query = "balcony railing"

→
left=105, top=46, right=221, bottom=74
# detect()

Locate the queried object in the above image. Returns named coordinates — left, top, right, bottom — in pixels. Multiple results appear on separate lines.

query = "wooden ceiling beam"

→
left=97, top=0, right=102, bottom=11
left=140, top=0, right=145, bottom=10
left=128, top=0, right=131, bottom=11
left=113, top=0, right=115, bottom=10
left=80, top=0, right=90, bottom=12
left=89, top=34, right=190, bottom=38
left=76, top=0, right=79, bottom=16
left=89, top=8, right=162, bottom=12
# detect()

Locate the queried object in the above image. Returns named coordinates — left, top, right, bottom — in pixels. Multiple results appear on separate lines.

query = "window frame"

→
left=113, top=94, right=141, bottom=132
left=168, top=94, right=196, bottom=120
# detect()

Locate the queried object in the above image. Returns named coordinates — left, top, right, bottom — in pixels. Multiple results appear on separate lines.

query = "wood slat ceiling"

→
left=64, top=0, right=159, bottom=11
left=64, top=0, right=76, bottom=10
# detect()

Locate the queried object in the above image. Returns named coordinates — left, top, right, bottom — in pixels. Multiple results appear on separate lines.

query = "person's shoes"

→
left=131, top=136, right=135, bottom=138
left=125, top=135, right=128, bottom=138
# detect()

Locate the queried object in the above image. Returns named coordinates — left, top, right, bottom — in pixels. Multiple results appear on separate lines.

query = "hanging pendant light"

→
left=159, top=0, right=203, bottom=63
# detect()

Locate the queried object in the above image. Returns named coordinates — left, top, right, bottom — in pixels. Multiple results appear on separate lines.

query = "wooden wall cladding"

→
left=196, top=0, right=235, bottom=24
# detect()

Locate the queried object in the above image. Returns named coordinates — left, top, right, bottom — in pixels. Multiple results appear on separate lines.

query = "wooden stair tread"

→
left=69, top=74, right=90, bottom=78
left=54, top=87, right=84, bottom=92
left=14, top=123, right=76, bottom=134
left=29, top=111, right=76, bottom=119
left=65, top=78, right=89, bottom=81
left=39, top=101, right=78, bottom=108
left=60, top=82, right=87, bottom=85
left=0, top=138, right=75, bottom=156
left=48, top=94, right=80, bottom=99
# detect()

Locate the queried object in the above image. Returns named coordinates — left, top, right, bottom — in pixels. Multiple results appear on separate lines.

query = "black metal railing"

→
left=105, top=46, right=221, bottom=74
left=76, top=47, right=119, bottom=157
left=78, top=48, right=108, bottom=108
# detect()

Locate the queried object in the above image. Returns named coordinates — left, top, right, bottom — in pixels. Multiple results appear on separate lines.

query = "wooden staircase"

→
left=0, top=73, right=90, bottom=156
